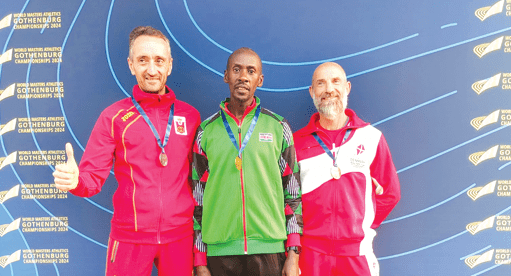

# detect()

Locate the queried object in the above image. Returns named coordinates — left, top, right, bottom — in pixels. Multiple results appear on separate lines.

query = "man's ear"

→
left=167, top=58, right=173, bottom=76
left=127, top=57, right=135, bottom=75
left=257, top=74, right=264, bottom=87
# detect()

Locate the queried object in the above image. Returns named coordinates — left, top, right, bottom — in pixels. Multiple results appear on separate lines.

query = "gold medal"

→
left=235, top=156, right=242, bottom=170
left=330, top=166, right=341, bottom=179
left=159, top=152, right=168, bottom=167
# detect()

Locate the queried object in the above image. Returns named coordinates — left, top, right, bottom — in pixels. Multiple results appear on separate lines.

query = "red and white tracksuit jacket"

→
left=293, top=109, right=400, bottom=256
left=71, top=85, right=201, bottom=245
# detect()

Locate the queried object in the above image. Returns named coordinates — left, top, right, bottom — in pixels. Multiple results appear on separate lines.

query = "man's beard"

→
left=313, top=92, right=347, bottom=119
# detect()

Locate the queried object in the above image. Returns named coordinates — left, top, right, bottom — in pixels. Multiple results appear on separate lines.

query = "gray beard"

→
left=313, top=94, right=347, bottom=119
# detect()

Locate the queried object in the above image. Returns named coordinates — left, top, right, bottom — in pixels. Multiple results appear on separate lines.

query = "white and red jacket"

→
left=71, top=85, right=201, bottom=244
left=293, top=109, right=400, bottom=256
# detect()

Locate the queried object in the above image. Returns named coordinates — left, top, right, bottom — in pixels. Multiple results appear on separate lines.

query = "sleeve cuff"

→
left=194, top=251, right=207, bottom=267
left=286, top=233, right=301, bottom=248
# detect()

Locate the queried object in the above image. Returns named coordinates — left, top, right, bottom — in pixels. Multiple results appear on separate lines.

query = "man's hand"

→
left=53, top=143, right=79, bottom=191
left=372, top=177, right=383, bottom=195
left=194, top=265, right=211, bottom=276
left=282, top=250, right=299, bottom=276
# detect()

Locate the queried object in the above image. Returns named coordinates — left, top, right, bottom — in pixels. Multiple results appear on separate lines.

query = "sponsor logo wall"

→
left=0, top=0, right=510, bottom=275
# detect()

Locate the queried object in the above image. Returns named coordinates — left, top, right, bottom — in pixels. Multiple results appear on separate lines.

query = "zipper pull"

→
left=238, top=127, right=241, bottom=134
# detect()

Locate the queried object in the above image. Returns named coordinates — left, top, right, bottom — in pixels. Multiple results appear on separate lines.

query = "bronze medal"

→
left=330, top=166, right=341, bottom=179
left=159, top=152, right=168, bottom=167
left=235, top=156, right=242, bottom=170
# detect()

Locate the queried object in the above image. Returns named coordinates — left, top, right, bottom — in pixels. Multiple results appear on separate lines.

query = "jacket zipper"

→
left=332, top=142, right=337, bottom=245
left=238, top=124, right=248, bottom=254
left=157, top=100, right=163, bottom=244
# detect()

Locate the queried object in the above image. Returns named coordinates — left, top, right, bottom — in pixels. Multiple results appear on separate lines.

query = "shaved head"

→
left=312, top=62, right=347, bottom=83
left=226, top=47, right=262, bottom=73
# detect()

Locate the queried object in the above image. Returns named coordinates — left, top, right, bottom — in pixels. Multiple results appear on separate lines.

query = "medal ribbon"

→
left=131, top=97, right=174, bottom=154
left=221, top=105, right=261, bottom=158
left=312, top=129, right=352, bottom=167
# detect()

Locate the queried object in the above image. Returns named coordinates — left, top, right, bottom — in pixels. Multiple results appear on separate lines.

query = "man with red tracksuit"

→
left=293, top=62, right=401, bottom=276
left=53, top=26, right=201, bottom=275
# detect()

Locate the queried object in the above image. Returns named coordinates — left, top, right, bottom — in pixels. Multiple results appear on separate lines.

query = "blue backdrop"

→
left=1, top=0, right=511, bottom=275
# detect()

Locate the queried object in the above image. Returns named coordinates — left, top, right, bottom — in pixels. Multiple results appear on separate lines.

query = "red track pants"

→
left=105, top=234, right=193, bottom=276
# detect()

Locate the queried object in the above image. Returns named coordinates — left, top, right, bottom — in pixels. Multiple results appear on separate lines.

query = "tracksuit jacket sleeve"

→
left=370, top=134, right=401, bottom=229
left=192, top=125, right=208, bottom=267
left=71, top=110, right=116, bottom=198
left=280, top=119, right=303, bottom=247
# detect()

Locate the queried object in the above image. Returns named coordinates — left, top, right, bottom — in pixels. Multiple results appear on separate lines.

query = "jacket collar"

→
left=297, top=108, right=369, bottom=137
left=132, top=85, right=176, bottom=108
left=220, top=96, right=259, bottom=125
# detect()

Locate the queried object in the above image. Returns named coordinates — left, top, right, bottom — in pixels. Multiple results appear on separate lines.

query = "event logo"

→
left=16, top=82, right=65, bottom=99
left=16, top=117, right=65, bottom=133
left=259, top=133, right=273, bottom=142
left=470, top=110, right=500, bottom=130
left=471, top=73, right=501, bottom=95
left=0, top=151, right=17, bottom=170
left=494, top=249, right=511, bottom=264
left=467, top=180, right=496, bottom=200
left=469, top=145, right=498, bottom=165
left=0, top=14, right=12, bottom=30
left=497, top=180, right=511, bottom=197
left=466, top=215, right=495, bottom=235
left=0, top=118, right=16, bottom=136
left=503, top=73, right=511, bottom=89
left=21, top=217, right=69, bottom=232
left=0, top=49, right=13, bottom=65
left=0, top=185, right=20, bottom=204
left=465, top=249, right=494, bottom=268
left=173, top=116, right=187, bottom=135
left=21, top=184, right=68, bottom=200
left=11, top=12, right=62, bottom=30
left=0, top=250, right=21, bottom=268
left=473, top=36, right=503, bottom=58
left=496, top=215, right=511, bottom=231
left=22, top=248, right=69, bottom=264
left=475, top=0, right=504, bottom=21
left=13, top=47, right=63, bottom=64
left=0, top=84, right=15, bottom=102
left=17, top=150, right=66, bottom=166
left=0, top=218, right=21, bottom=237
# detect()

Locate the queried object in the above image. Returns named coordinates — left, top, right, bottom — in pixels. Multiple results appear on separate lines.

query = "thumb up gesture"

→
left=53, top=143, right=79, bottom=191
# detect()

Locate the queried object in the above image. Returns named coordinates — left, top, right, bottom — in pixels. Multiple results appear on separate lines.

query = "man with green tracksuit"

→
left=192, top=47, right=302, bottom=276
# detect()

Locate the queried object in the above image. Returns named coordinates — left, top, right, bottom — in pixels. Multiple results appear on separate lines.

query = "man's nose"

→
left=325, top=81, right=333, bottom=92
left=147, top=61, right=157, bottom=75
left=238, top=69, right=248, bottom=81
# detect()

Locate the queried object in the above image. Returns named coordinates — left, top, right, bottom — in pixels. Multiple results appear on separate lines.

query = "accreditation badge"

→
left=173, top=116, right=187, bottom=135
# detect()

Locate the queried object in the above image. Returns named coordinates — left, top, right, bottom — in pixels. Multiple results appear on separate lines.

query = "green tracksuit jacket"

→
left=192, top=97, right=302, bottom=258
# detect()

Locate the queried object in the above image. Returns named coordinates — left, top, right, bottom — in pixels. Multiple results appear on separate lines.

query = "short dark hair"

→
left=129, top=26, right=171, bottom=57
left=226, top=47, right=262, bottom=73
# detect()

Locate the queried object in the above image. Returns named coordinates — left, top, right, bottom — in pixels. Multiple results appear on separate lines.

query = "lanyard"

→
left=131, top=97, right=174, bottom=154
left=312, top=128, right=351, bottom=167
left=221, top=105, right=261, bottom=158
